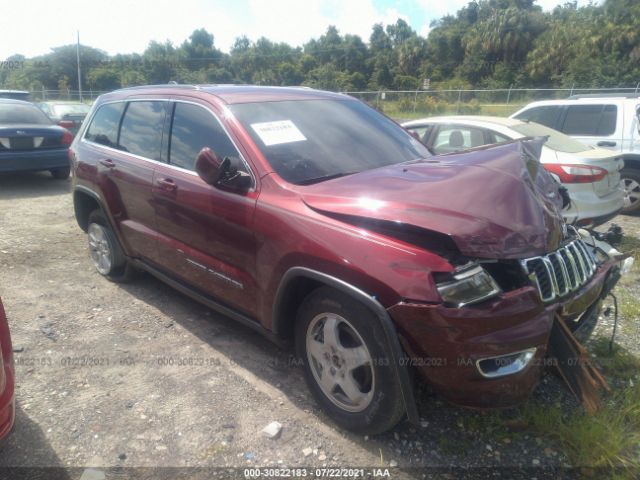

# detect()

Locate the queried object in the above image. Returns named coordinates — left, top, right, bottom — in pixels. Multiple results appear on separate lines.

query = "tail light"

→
left=61, top=130, right=74, bottom=146
left=543, top=164, right=608, bottom=184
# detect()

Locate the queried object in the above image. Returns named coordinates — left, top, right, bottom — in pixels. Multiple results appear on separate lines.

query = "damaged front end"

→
left=301, top=138, right=629, bottom=411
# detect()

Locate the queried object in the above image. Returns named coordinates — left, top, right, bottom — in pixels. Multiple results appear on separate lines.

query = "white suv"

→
left=511, top=94, right=640, bottom=213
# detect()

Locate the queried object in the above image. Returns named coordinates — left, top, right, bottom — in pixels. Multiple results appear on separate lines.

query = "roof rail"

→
left=119, top=84, right=198, bottom=91
left=568, top=92, right=640, bottom=99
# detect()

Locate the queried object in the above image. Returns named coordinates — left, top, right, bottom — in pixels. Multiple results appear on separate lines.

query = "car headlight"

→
left=436, top=265, right=501, bottom=307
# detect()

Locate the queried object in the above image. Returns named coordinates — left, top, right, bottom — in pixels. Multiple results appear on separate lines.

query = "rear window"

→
left=52, top=104, right=91, bottom=117
left=118, top=101, right=166, bottom=160
left=562, top=104, right=617, bottom=136
left=511, top=122, right=590, bottom=153
left=85, top=102, right=125, bottom=148
left=0, top=103, right=52, bottom=125
left=514, top=106, right=561, bottom=129
left=230, top=99, right=431, bottom=185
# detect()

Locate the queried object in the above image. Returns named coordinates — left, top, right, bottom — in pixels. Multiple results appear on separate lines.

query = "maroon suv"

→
left=70, top=85, right=620, bottom=434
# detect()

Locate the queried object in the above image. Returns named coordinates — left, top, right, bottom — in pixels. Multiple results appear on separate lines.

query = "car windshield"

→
left=53, top=104, right=91, bottom=117
left=511, top=122, right=589, bottom=154
left=0, top=103, right=52, bottom=125
left=230, top=99, right=431, bottom=185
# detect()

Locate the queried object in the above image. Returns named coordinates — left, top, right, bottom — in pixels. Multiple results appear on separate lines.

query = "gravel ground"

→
left=0, top=171, right=637, bottom=479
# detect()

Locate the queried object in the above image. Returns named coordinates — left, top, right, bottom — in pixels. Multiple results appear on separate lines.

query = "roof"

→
left=109, top=84, right=347, bottom=104
left=403, top=115, right=524, bottom=128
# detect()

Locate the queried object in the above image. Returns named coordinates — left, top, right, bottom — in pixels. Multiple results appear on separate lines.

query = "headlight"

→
left=436, top=265, right=501, bottom=307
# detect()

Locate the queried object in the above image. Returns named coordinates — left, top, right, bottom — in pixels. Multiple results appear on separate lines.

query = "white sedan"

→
left=403, top=116, right=624, bottom=227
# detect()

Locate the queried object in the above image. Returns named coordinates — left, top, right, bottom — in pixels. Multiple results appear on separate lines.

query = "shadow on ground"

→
left=0, top=172, right=70, bottom=200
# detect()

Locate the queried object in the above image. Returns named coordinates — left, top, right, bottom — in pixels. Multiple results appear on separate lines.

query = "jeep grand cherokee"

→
left=69, top=85, right=621, bottom=434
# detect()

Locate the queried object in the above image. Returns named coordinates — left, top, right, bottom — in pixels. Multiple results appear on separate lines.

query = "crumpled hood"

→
left=300, top=139, right=566, bottom=259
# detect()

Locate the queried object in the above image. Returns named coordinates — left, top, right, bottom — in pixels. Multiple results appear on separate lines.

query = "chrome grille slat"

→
left=520, top=239, right=597, bottom=303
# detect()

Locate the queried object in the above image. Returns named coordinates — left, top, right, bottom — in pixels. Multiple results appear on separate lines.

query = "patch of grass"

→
left=519, top=340, right=640, bottom=469
left=617, top=235, right=640, bottom=273
left=614, top=288, right=640, bottom=322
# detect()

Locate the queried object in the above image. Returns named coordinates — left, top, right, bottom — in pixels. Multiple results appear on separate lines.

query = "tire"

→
left=87, top=209, right=137, bottom=283
left=295, top=286, right=405, bottom=434
left=50, top=167, right=70, bottom=180
left=621, top=168, right=640, bottom=214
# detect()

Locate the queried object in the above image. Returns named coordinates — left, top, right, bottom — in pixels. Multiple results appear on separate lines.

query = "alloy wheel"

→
left=88, top=223, right=113, bottom=275
left=623, top=177, right=640, bottom=210
left=306, top=312, right=374, bottom=412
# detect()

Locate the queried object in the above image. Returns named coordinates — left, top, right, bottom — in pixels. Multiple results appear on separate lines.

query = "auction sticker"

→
left=251, top=120, right=307, bottom=146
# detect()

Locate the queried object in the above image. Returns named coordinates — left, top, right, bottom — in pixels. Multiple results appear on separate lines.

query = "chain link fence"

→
left=23, top=86, right=640, bottom=118
left=343, top=86, right=640, bottom=120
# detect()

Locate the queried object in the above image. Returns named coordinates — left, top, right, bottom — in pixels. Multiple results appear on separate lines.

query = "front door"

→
left=152, top=99, right=260, bottom=318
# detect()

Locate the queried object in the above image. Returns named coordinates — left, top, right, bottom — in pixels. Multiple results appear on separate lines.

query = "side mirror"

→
left=406, top=128, right=421, bottom=142
left=195, top=147, right=252, bottom=192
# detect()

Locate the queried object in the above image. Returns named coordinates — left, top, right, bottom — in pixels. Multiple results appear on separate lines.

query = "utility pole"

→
left=76, top=31, right=82, bottom=102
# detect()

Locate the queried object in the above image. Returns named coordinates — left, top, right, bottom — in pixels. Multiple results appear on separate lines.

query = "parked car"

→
left=37, top=101, right=91, bottom=135
left=0, top=297, right=15, bottom=441
left=70, top=85, right=622, bottom=434
left=0, top=90, right=29, bottom=101
left=510, top=94, right=640, bottom=213
left=403, top=115, right=624, bottom=227
left=0, top=99, right=73, bottom=179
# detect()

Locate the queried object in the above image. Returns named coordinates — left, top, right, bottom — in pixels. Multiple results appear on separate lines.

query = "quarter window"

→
left=118, top=101, right=166, bottom=160
left=84, top=102, right=125, bottom=148
left=169, top=103, right=240, bottom=171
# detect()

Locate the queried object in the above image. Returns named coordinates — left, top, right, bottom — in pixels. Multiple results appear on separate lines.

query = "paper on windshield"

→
left=250, top=120, right=307, bottom=146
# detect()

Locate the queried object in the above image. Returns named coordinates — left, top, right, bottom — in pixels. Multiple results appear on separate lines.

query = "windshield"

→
left=230, top=99, right=431, bottom=185
left=511, top=122, right=590, bottom=154
left=0, top=103, right=52, bottom=125
left=53, top=104, right=91, bottom=117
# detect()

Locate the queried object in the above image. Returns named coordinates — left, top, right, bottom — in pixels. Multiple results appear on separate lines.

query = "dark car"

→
left=70, top=85, right=621, bottom=434
left=0, top=298, right=15, bottom=441
left=0, top=99, right=73, bottom=179
left=37, top=102, right=91, bottom=136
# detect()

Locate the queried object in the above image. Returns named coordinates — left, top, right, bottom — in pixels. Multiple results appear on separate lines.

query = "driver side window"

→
left=169, top=102, right=243, bottom=172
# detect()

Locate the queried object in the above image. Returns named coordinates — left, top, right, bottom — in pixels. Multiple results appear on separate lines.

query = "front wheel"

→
left=295, top=287, right=405, bottom=434
left=621, top=168, right=640, bottom=214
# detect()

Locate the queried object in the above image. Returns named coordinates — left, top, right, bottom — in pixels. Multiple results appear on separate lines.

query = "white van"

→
left=511, top=94, right=640, bottom=213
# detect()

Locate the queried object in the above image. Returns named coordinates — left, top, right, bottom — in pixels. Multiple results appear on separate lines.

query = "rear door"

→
left=152, top=98, right=260, bottom=317
left=83, top=99, right=167, bottom=262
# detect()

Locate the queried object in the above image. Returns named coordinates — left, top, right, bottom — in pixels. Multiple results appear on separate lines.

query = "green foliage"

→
left=2, top=0, right=638, bottom=93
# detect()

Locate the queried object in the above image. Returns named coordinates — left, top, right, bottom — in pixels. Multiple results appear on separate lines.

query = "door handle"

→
left=99, top=158, right=115, bottom=168
left=597, top=141, right=617, bottom=147
left=157, top=178, right=177, bottom=193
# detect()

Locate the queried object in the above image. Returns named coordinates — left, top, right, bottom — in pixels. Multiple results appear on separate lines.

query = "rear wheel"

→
left=50, top=167, right=70, bottom=180
left=87, top=209, right=136, bottom=282
left=621, top=168, right=640, bottom=214
left=295, top=287, right=405, bottom=434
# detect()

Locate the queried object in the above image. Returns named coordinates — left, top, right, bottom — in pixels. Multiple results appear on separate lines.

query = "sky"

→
left=0, top=0, right=600, bottom=60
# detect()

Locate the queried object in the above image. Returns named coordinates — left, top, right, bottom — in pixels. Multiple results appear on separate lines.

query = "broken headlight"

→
left=436, top=265, right=501, bottom=307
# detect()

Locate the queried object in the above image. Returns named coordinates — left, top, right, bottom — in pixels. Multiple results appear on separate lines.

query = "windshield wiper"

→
left=297, top=171, right=359, bottom=185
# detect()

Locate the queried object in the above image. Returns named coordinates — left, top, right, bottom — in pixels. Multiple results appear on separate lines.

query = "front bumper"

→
left=0, top=362, right=15, bottom=441
left=389, top=260, right=616, bottom=409
left=0, top=148, right=69, bottom=173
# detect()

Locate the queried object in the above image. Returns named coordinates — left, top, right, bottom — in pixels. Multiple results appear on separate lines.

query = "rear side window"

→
left=515, top=106, right=561, bottom=129
left=562, top=104, right=617, bottom=136
left=431, top=125, right=486, bottom=154
left=118, top=101, right=166, bottom=160
left=85, top=102, right=125, bottom=148
left=168, top=102, right=240, bottom=171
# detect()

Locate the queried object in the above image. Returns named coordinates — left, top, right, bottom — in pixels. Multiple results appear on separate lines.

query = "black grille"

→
left=521, top=239, right=597, bottom=302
